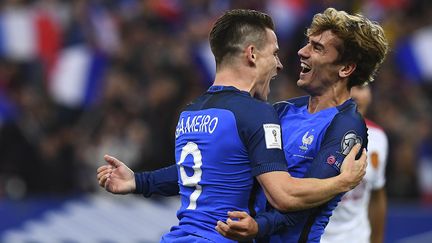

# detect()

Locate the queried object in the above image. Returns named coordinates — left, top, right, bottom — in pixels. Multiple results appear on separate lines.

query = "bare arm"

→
left=369, top=187, right=387, bottom=243
left=256, top=144, right=367, bottom=212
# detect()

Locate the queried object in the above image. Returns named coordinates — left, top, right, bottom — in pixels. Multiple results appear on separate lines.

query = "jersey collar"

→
left=207, top=85, right=250, bottom=96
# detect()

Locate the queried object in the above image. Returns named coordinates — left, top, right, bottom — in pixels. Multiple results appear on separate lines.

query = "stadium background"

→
left=0, top=0, right=431, bottom=242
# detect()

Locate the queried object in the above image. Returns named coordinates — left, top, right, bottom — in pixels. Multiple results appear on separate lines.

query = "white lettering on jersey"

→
left=263, top=124, right=282, bottom=149
left=175, top=114, right=219, bottom=138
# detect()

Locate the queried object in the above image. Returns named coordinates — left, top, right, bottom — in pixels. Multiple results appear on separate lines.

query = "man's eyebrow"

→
left=310, top=40, right=324, bottom=49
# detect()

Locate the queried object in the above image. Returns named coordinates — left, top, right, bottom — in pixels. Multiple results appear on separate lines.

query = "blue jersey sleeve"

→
left=304, top=107, right=368, bottom=178
left=237, top=102, right=288, bottom=176
left=134, top=165, right=179, bottom=197
left=255, top=208, right=308, bottom=239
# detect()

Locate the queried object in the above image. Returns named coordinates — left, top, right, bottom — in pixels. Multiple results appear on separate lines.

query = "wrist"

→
left=254, top=215, right=268, bottom=238
left=130, top=177, right=137, bottom=193
left=336, top=173, right=351, bottom=193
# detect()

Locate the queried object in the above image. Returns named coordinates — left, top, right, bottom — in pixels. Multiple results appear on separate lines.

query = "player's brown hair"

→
left=306, top=8, right=389, bottom=88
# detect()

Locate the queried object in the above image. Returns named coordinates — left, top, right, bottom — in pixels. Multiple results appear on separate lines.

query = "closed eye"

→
left=310, top=40, right=324, bottom=52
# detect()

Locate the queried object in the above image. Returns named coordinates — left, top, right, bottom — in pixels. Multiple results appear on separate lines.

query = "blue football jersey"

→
left=162, top=86, right=287, bottom=243
left=255, top=96, right=368, bottom=243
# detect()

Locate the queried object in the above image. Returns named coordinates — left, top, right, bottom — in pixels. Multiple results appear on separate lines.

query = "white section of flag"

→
left=412, top=27, right=432, bottom=80
left=1, top=8, right=37, bottom=60
left=49, top=46, right=91, bottom=107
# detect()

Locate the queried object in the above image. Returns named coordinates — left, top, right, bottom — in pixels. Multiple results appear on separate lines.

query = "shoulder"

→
left=324, top=99, right=368, bottom=155
left=329, top=99, right=367, bottom=140
left=233, top=95, right=278, bottom=118
left=273, top=96, right=309, bottom=114
left=188, top=90, right=275, bottom=114
left=332, top=99, right=366, bottom=128
left=212, top=92, right=281, bottom=127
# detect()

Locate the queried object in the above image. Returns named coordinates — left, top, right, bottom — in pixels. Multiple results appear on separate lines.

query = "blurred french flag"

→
left=0, top=7, right=61, bottom=69
left=395, top=26, right=432, bottom=83
left=48, top=45, right=107, bottom=108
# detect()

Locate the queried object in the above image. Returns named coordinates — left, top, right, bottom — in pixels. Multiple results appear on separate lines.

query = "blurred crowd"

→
left=0, top=0, right=431, bottom=204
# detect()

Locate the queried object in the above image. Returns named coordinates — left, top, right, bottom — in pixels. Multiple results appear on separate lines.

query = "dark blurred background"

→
left=0, top=0, right=431, bottom=242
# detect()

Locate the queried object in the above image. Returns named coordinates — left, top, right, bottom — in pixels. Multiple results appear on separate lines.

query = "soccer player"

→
left=321, top=85, right=388, bottom=243
left=214, top=8, right=389, bottom=243
left=96, top=9, right=367, bottom=243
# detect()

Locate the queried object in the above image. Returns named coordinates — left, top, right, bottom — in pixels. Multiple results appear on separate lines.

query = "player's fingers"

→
left=104, top=176, right=113, bottom=191
left=216, top=221, right=231, bottom=236
left=346, top=143, right=361, bottom=159
left=226, top=218, right=248, bottom=231
left=216, top=221, right=244, bottom=240
left=104, top=155, right=123, bottom=168
left=97, top=169, right=111, bottom=181
left=96, top=165, right=111, bottom=173
left=227, top=211, right=248, bottom=219
left=99, top=173, right=111, bottom=187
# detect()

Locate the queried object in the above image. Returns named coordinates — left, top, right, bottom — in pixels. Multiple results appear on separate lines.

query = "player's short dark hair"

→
left=209, top=9, right=275, bottom=67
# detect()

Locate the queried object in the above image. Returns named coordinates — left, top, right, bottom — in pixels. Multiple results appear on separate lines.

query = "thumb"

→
left=346, top=143, right=361, bottom=160
left=104, top=155, right=123, bottom=168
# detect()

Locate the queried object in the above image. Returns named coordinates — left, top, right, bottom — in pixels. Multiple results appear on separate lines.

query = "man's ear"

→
left=246, top=45, right=257, bottom=65
left=339, top=63, right=356, bottom=78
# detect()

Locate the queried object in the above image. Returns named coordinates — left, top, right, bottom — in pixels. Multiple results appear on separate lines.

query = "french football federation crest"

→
left=341, top=131, right=362, bottom=155
left=300, top=131, right=314, bottom=151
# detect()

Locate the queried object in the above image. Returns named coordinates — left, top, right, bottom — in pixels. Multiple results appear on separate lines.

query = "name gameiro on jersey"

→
left=175, top=114, right=219, bottom=138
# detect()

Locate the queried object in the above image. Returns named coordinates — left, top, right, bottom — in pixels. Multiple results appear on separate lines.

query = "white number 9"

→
left=177, top=142, right=203, bottom=210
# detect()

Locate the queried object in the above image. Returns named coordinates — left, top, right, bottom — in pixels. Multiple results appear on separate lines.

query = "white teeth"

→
left=300, top=63, right=310, bottom=69
left=300, top=62, right=311, bottom=73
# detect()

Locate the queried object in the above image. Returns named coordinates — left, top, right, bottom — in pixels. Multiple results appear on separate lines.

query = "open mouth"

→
left=300, top=62, right=311, bottom=74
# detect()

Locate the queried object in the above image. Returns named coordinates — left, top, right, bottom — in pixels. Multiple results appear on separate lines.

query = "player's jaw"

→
left=253, top=72, right=277, bottom=101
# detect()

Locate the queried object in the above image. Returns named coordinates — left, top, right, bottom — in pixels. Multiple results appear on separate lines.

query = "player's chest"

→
left=280, top=113, right=331, bottom=162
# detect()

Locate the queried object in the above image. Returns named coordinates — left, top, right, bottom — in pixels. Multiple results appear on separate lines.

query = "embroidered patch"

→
left=327, top=155, right=336, bottom=165
left=263, top=124, right=282, bottom=149
left=341, top=131, right=362, bottom=155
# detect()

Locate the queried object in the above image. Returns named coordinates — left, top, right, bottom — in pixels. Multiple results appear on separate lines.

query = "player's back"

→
left=163, top=86, right=286, bottom=243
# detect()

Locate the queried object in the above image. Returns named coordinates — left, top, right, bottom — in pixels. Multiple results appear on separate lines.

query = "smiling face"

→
left=253, top=28, right=283, bottom=100
left=297, top=30, right=345, bottom=95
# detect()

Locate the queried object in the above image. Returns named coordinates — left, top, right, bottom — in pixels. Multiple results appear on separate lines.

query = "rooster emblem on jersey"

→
left=300, top=131, right=314, bottom=151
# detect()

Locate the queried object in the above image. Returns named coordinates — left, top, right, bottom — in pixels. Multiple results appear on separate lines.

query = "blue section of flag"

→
left=395, top=38, right=423, bottom=83
left=83, top=51, right=106, bottom=107
left=192, top=42, right=215, bottom=88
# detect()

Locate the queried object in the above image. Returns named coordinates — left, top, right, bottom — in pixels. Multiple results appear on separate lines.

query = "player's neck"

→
left=213, top=67, right=255, bottom=95
left=307, top=81, right=350, bottom=113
